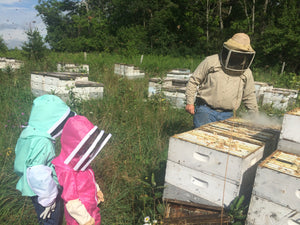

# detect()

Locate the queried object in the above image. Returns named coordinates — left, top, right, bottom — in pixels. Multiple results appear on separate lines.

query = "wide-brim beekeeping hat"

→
left=224, top=33, right=255, bottom=52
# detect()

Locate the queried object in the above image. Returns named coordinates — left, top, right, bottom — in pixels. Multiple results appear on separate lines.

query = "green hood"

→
left=28, top=95, right=71, bottom=138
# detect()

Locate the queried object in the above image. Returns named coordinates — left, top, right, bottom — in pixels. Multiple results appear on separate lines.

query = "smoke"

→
left=239, top=111, right=283, bottom=128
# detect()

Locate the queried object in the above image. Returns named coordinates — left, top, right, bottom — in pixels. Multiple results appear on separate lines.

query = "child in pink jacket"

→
left=52, top=115, right=111, bottom=225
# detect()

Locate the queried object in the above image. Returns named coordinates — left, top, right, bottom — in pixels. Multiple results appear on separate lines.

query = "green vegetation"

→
left=0, top=52, right=299, bottom=224
left=227, top=196, right=247, bottom=225
left=0, top=35, right=8, bottom=53
left=21, top=29, right=48, bottom=61
left=34, top=0, right=300, bottom=73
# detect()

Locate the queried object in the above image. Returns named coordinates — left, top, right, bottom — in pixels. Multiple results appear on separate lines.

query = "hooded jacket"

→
left=14, top=95, right=72, bottom=202
left=52, top=116, right=103, bottom=225
left=186, top=54, right=258, bottom=112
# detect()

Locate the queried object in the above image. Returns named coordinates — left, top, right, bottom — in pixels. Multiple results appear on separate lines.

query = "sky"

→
left=0, top=0, right=46, bottom=49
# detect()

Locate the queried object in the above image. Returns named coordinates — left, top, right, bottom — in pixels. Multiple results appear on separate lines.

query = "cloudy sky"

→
left=0, top=0, right=46, bottom=49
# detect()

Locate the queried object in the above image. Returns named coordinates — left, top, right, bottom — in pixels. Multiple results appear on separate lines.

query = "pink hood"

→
left=52, top=115, right=102, bottom=225
left=53, top=115, right=95, bottom=169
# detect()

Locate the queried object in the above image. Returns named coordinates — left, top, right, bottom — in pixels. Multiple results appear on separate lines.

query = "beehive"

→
left=57, top=63, right=89, bottom=74
left=31, top=72, right=103, bottom=101
left=200, top=119, right=280, bottom=158
left=148, top=77, right=188, bottom=108
left=114, top=63, right=145, bottom=79
left=166, top=68, right=191, bottom=79
left=251, top=150, right=300, bottom=209
left=148, top=78, right=162, bottom=97
left=162, top=86, right=186, bottom=108
left=254, top=81, right=272, bottom=103
left=246, top=195, right=300, bottom=225
left=0, top=57, right=23, bottom=70
left=262, top=87, right=298, bottom=110
left=278, top=108, right=300, bottom=154
left=164, top=128, right=264, bottom=207
left=246, top=150, right=300, bottom=224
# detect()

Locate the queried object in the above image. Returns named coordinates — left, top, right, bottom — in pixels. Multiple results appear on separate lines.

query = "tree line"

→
left=2, top=0, right=299, bottom=73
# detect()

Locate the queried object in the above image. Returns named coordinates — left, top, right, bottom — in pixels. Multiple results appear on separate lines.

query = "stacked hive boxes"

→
left=166, top=68, right=191, bottom=79
left=277, top=108, right=300, bottom=154
left=254, top=82, right=273, bottom=103
left=246, top=151, right=300, bottom=225
left=163, top=118, right=280, bottom=208
left=57, top=63, right=89, bottom=74
left=218, top=118, right=281, bottom=158
left=114, top=63, right=145, bottom=79
left=0, top=57, right=23, bottom=70
left=254, top=82, right=298, bottom=110
left=246, top=108, right=300, bottom=224
left=148, top=69, right=191, bottom=108
left=161, top=78, right=188, bottom=108
left=31, top=71, right=104, bottom=101
left=262, top=87, right=298, bottom=110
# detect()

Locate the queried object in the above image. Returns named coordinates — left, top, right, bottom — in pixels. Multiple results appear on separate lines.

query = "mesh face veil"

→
left=48, top=110, right=76, bottom=138
left=64, top=126, right=112, bottom=171
left=220, top=44, right=255, bottom=72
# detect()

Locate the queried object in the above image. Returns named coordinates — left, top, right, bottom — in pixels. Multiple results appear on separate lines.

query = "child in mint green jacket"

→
left=14, top=95, right=75, bottom=225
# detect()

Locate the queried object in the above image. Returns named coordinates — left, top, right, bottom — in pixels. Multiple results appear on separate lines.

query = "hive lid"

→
left=201, top=121, right=274, bottom=144
left=225, top=117, right=281, bottom=131
left=173, top=129, right=262, bottom=158
left=260, top=150, right=300, bottom=178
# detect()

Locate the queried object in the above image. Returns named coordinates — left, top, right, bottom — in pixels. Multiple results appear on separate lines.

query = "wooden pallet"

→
left=164, top=199, right=232, bottom=225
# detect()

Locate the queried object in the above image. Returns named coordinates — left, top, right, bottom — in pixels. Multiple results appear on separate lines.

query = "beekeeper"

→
left=14, top=95, right=75, bottom=224
left=185, top=33, right=258, bottom=128
left=52, top=115, right=111, bottom=225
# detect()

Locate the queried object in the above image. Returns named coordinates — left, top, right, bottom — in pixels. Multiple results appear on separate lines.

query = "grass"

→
left=0, top=52, right=299, bottom=224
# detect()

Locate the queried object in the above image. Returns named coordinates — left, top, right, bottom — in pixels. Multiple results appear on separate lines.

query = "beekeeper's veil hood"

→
left=61, top=115, right=111, bottom=171
left=220, top=33, right=255, bottom=72
left=28, top=95, right=75, bottom=138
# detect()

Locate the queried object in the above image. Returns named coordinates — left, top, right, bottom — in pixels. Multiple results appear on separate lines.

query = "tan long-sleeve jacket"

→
left=186, top=54, right=258, bottom=112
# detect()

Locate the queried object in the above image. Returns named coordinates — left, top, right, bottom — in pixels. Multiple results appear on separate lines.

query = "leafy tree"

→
left=254, top=0, right=300, bottom=73
left=21, top=29, right=48, bottom=61
left=34, top=0, right=300, bottom=66
left=0, top=36, right=8, bottom=53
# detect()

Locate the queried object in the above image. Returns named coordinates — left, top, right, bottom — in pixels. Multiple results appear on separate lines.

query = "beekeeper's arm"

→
left=27, top=165, right=58, bottom=219
left=66, top=199, right=95, bottom=225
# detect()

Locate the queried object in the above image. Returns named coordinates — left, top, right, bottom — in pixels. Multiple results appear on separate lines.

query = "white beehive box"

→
left=31, top=72, right=103, bottom=101
left=162, top=77, right=188, bottom=88
left=200, top=119, right=280, bottom=159
left=148, top=78, right=162, bottom=97
left=163, top=181, right=220, bottom=207
left=166, top=68, right=191, bottom=79
left=114, top=63, right=145, bottom=79
left=254, top=81, right=273, bottom=103
left=164, top=128, right=264, bottom=207
left=57, top=63, right=89, bottom=74
left=246, top=194, right=300, bottom=225
left=246, top=150, right=300, bottom=225
left=278, top=108, right=300, bottom=154
left=251, top=150, right=300, bottom=210
left=0, top=57, right=23, bottom=70
left=74, top=81, right=104, bottom=100
left=162, top=86, right=186, bottom=108
left=262, top=87, right=298, bottom=110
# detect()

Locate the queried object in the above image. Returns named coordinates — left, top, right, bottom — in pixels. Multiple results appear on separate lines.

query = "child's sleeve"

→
left=27, top=165, right=58, bottom=207
left=66, top=199, right=94, bottom=225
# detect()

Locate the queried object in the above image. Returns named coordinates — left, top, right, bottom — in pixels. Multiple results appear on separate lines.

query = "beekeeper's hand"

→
left=40, top=201, right=56, bottom=219
left=185, top=104, right=195, bottom=115
left=83, top=217, right=95, bottom=225
left=97, top=190, right=104, bottom=204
